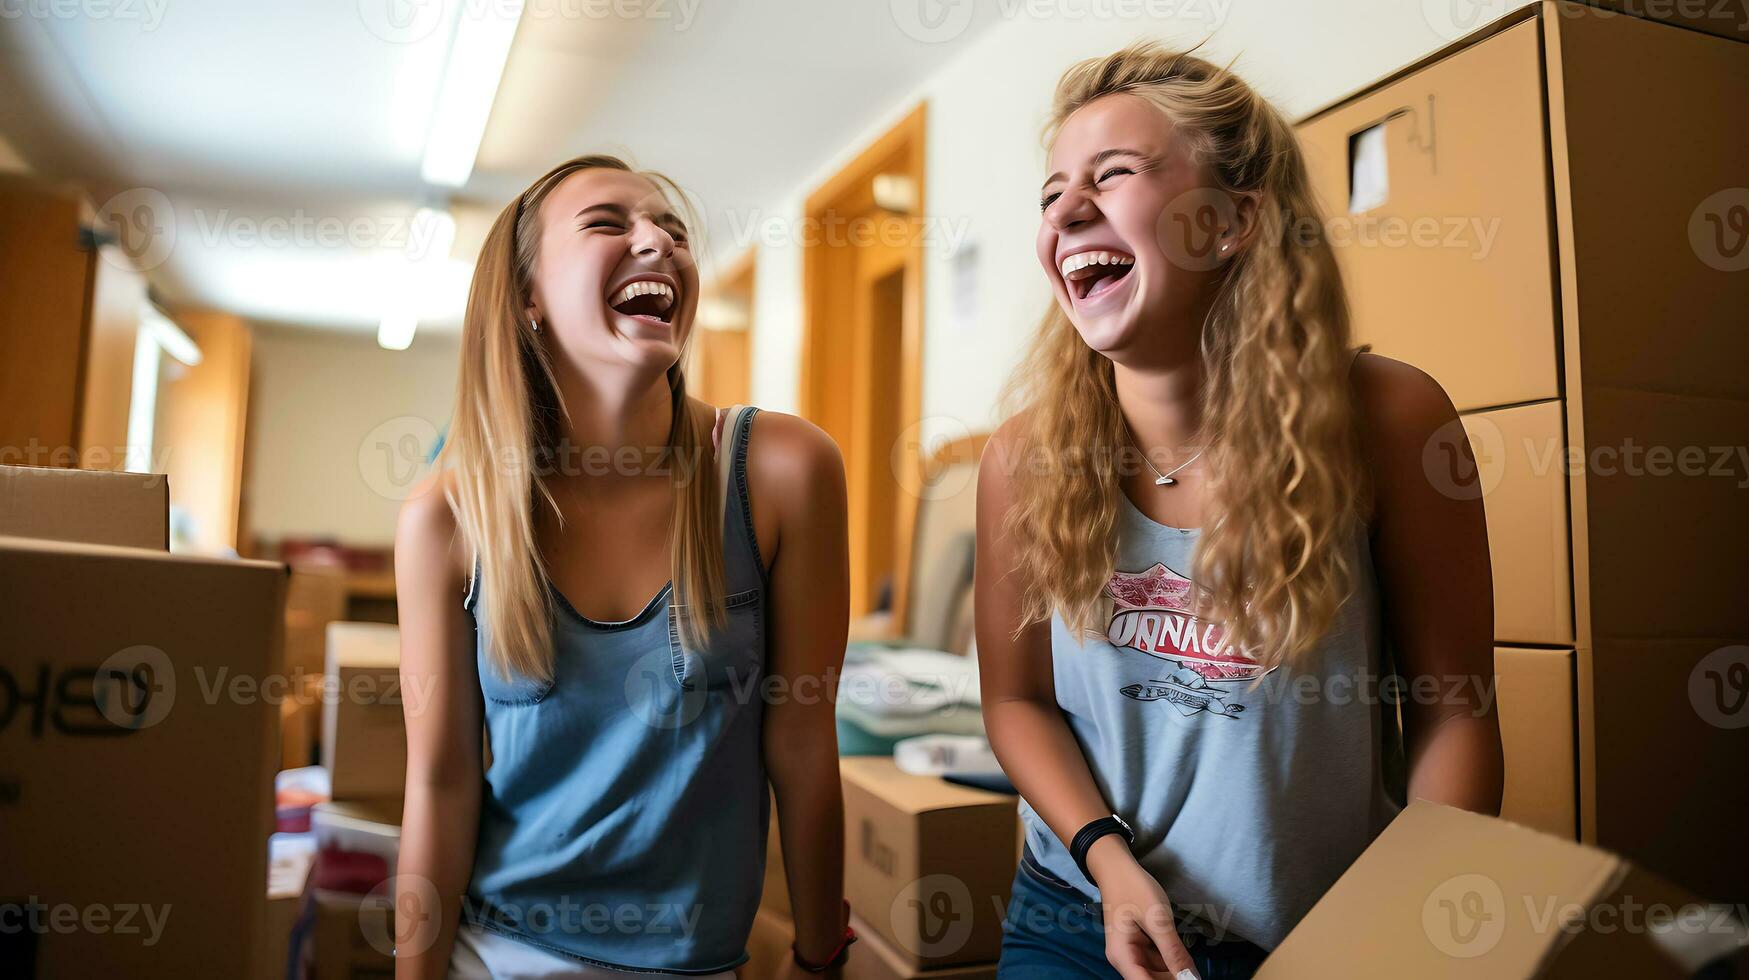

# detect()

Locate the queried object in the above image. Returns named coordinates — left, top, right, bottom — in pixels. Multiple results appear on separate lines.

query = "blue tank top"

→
left=462, top=406, right=769, bottom=975
left=1022, top=481, right=1406, bottom=951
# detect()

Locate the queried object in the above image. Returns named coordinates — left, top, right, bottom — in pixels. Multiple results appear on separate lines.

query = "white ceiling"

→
left=0, top=0, right=1000, bottom=334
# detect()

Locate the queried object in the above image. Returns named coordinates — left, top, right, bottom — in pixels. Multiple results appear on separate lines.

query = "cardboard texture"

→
left=1259, top=801, right=1744, bottom=978
left=310, top=889, right=394, bottom=980
left=284, top=563, right=348, bottom=680
left=0, top=463, right=168, bottom=550
left=1495, top=647, right=1577, bottom=838
left=841, top=758, right=1017, bottom=969
left=1299, top=2, right=1749, bottom=901
left=321, top=622, right=405, bottom=801
left=0, top=535, right=284, bottom=978
left=1298, top=16, right=1560, bottom=414
left=1465, top=401, right=1575, bottom=645
left=845, top=914, right=996, bottom=980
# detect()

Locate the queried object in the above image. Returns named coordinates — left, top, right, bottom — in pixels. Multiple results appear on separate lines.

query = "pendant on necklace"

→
left=1156, top=476, right=1175, bottom=486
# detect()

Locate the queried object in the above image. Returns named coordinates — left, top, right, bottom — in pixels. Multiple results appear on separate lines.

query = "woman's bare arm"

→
left=1353, top=353, right=1505, bottom=814
left=975, top=418, right=1120, bottom=855
left=751, top=412, right=852, bottom=968
left=393, top=474, right=485, bottom=979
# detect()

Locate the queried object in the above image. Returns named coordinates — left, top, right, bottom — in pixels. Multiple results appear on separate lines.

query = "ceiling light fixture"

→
left=420, top=0, right=526, bottom=187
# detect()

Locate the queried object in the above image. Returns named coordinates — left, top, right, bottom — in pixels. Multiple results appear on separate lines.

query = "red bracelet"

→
left=791, top=900, right=857, bottom=973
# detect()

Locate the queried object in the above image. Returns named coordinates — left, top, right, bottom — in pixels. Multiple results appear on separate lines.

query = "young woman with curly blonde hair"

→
left=977, top=44, right=1504, bottom=980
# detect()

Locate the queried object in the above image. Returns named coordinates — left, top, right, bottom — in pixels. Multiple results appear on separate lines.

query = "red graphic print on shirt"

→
left=1105, top=562, right=1274, bottom=718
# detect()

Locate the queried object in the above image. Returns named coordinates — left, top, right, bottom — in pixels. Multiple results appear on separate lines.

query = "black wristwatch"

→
left=1069, top=814, right=1136, bottom=885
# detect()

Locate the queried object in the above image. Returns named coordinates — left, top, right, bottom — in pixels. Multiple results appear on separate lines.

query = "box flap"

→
left=841, top=757, right=1012, bottom=814
left=1259, top=801, right=1629, bottom=978
left=0, top=463, right=169, bottom=550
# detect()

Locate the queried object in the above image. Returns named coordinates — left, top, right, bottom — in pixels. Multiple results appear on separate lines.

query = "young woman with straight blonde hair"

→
left=393, top=156, right=857, bottom=978
left=977, top=44, right=1504, bottom=980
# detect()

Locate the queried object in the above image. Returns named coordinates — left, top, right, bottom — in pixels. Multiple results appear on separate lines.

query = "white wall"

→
left=245, top=325, right=461, bottom=547
left=744, top=1, right=1532, bottom=446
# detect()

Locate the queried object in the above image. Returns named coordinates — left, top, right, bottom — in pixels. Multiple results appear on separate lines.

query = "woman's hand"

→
left=1086, top=838, right=1199, bottom=980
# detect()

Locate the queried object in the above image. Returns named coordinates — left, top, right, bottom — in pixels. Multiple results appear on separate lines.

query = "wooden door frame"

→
left=799, top=103, right=927, bottom=618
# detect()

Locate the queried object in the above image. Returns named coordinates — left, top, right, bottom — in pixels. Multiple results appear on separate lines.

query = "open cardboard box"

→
left=0, top=463, right=285, bottom=978
left=1258, top=801, right=1748, bottom=978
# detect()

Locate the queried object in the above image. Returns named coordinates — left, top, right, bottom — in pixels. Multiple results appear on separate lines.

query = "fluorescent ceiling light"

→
left=421, top=1, right=525, bottom=187
left=379, top=207, right=457, bottom=350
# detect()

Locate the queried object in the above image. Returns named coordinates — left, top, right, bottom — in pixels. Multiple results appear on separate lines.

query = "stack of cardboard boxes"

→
left=305, top=621, right=406, bottom=979
left=0, top=463, right=285, bottom=978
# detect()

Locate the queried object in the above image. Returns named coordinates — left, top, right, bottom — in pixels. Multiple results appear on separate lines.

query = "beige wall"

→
left=245, top=326, right=460, bottom=548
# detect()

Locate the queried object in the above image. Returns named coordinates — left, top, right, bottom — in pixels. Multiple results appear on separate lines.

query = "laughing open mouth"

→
left=1060, top=249, right=1135, bottom=301
left=608, top=278, right=677, bottom=324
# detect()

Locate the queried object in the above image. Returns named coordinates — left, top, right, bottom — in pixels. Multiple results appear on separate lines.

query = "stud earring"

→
left=530, top=318, right=540, bottom=332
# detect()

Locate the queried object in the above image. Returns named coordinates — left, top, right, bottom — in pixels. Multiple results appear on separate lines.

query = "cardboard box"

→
left=1298, top=15, right=1559, bottom=414
left=0, top=462, right=168, bottom=549
left=321, top=622, right=404, bottom=801
left=743, top=905, right=795, bottom=979
left=310, top=888, right=395, bottom=980
left=284, top=563, right=348, bottom=680
left=279, top=672, right=321, bottom=770
left=1258, top=801, right=1748, bottom=978
left=0, top=534, right=285, bottom=977
left=1464, top=401, right=1574, bottom=645
left=762, top=788, right=791, bottom=919
left=1496, top=647, right=1577, bottom=838
left=310, top=798, right=402, bottom=881
left=845, top=914, right=996, bottom=980
left=841, top=758, right=1016, bottom=969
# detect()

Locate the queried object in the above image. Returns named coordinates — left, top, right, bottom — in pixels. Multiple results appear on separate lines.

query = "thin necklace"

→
left=1131, top=436, right=1203, bottom=486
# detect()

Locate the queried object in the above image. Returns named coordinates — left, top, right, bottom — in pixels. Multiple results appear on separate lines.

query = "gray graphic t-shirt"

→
left=1020, top=491, right=1405, bottom=950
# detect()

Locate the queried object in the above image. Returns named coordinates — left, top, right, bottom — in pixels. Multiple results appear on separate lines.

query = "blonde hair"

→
left=438, top=155, right=726, bottom=682
left=1003, top=42, right=1367, bottom=669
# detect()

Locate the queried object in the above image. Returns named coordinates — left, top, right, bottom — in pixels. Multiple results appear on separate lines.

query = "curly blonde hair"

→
left=1003, top=41, right=1368, bottom=669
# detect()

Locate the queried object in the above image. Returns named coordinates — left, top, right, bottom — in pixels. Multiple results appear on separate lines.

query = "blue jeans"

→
left=997, top=850, right=1267, bottom=980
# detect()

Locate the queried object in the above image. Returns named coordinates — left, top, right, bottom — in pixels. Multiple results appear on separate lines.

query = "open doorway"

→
left=801, top=104, right=926, bottom=618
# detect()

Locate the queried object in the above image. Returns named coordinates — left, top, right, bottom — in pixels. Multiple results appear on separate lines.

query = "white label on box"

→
left=1349, top=123, right=1389, bottom=214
